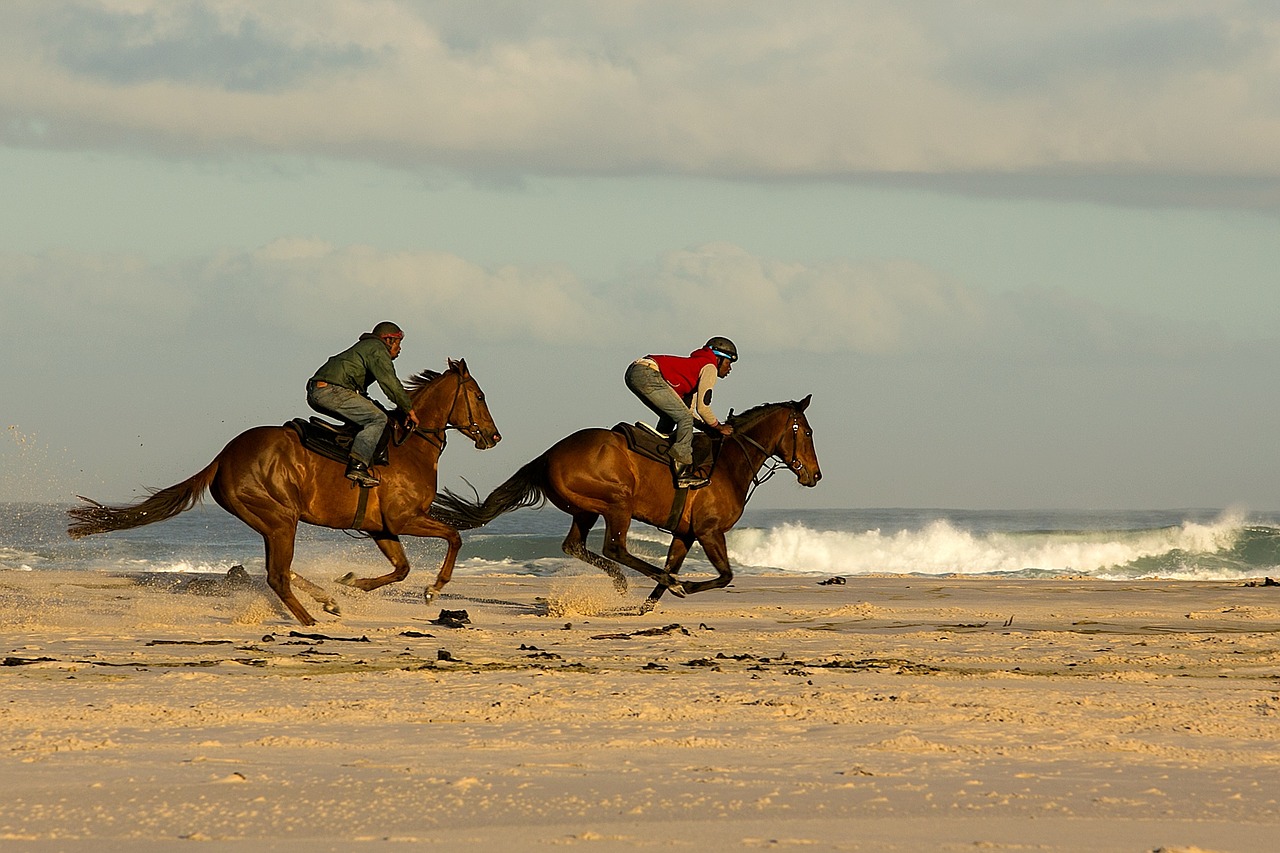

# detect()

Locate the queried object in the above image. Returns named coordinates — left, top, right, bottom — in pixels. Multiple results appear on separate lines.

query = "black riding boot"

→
left=345, top=458, right=380, bottom=487
left=673, top=461, right=709, bottom=490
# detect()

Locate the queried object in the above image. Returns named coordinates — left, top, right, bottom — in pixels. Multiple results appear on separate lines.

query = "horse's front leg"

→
left=679, top=529, right=734, bottom=595
left=335, top=532, right=411, bottom=592
left=395, top=517, right=463, bottom=604
left=642, top=534, right=694, bottom=613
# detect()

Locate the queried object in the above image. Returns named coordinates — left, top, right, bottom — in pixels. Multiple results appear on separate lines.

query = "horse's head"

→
left=732, top=395, right=821, bottom=487
left=444, top=358, right=501, bottom=449
left=406, top=359, right=501, bottom=450
left=779, top=395, right=821, bottom=487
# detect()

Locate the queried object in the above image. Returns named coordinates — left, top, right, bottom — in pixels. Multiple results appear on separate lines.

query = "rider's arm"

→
left=367, top=348, right=414, bottom=414
left=691, top=364, right=721, bottom=427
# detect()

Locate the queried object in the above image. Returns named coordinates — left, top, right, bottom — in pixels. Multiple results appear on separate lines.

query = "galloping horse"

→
left=68, top=359, right=500, bottom=625
left=431, top=396, right=819, bottom=610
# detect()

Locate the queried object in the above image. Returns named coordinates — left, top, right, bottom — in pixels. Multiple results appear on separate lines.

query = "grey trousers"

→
left=307, top=383, right=388, bottom=464
left=625, top=360, right=694, bottom=466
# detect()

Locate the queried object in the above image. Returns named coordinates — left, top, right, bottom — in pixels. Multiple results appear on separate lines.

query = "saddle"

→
left=286, top=417, right=392, bottom=467
left=611, top=422, right=718, bottom=476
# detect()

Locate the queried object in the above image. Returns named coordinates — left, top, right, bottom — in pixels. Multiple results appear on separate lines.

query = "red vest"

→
left=648, top=348, right=718, bottom=397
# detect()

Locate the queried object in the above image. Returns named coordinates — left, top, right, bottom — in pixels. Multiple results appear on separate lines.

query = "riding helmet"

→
left=705, top=336, right=738, bottom=362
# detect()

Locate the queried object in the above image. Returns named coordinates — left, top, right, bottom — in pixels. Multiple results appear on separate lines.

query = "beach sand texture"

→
left=2, top=570, right=1278, bottom=852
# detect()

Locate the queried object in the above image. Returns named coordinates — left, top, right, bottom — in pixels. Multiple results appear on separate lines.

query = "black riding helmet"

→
left=705, top=336, right=738, bottom=362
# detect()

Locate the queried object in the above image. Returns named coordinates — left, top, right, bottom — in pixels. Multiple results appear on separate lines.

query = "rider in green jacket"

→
left=306, top=322, right=420, bottom=487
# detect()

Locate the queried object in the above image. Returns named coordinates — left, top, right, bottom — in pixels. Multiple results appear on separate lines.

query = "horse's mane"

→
left=728, top=400, right=797, bottom=429
left=403, top=362, right=456, bottom=402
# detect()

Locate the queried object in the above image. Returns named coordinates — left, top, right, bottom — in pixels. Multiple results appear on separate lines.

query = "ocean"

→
left=3, top=502, right=1279, bottom=584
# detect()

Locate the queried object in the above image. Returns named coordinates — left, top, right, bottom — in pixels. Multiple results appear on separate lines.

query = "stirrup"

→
left=345, top=460, right=380, bottom=488
left=673, top=463, right=709, bottom=491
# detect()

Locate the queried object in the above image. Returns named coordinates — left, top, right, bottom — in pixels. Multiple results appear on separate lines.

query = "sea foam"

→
left=725, top=512, right=1257, bottom=578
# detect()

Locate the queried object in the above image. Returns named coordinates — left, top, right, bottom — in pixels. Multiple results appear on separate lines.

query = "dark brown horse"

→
left=431, top=396, right=819, bottom=610
left=68, top=359, right=500, bottom=625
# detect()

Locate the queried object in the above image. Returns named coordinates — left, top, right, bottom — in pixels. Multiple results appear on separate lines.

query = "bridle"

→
left=395, top=372, right=486, bottom=452
left=731, top=406, right=812, bottom=504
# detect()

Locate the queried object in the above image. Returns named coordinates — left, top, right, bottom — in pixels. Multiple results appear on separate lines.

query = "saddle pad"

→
left=611, top=422, right=716, bottom=470
left=286, top=418, right=389, bottom=466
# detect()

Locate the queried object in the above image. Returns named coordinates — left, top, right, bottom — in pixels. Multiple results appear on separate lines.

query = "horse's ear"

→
left=449, top=357, right=468, bottom=374
left=796, top=394, right=811, bottom=412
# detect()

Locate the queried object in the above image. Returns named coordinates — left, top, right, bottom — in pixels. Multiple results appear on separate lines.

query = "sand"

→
left=1, top=568, right=1278, bottom=852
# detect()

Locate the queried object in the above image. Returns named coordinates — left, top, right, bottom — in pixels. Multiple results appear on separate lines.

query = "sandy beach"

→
left=2, top=568, right=1278, bottom=852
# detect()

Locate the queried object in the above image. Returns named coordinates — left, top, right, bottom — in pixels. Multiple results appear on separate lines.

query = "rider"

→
left=625, top=336, right=737, bottom=489
left=306, top=321, right=420, bottom=487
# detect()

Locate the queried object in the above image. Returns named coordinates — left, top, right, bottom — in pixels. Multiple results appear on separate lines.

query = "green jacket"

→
left=309, top=334, right=414, bottom=413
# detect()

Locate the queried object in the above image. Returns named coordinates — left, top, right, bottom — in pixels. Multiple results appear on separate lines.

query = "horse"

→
left=67, top=359, right=500, bottom=626
left=431, top=396, right=819, bottom=610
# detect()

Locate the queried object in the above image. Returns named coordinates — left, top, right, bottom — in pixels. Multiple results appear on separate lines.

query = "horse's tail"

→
left=431, top=457, right=548, bottom=531
left=67, top=460, right=220, bottom=539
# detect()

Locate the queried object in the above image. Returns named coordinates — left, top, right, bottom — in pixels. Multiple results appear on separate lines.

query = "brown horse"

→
left=431, top=396, right=820, bottom=610
left=68, top=359, right=500, bottom=625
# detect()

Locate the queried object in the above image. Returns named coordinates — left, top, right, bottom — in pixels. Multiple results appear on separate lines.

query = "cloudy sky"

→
left=3, top=0, right=1280, bottom=511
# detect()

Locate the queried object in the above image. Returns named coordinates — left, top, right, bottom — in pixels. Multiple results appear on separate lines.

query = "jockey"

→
left=306, top=321, right=420, bottom=487
left=625, top=336, right=737, bottom=489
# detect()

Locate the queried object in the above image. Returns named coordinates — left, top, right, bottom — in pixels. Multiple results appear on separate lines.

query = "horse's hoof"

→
left=323, top=602, right=342, bottom=616
left=665, top=579, right=687, bottom=598
left=335, top=572, right=358, bottom=587
left=424, top=587, right=439, bottom=605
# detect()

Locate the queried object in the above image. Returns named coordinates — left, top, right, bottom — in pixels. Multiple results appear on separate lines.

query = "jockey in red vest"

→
left=624, top=336, right=737, bottom=489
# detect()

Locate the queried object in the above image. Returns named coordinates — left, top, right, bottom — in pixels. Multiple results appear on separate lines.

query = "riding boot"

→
left=673, top=461, right=709, bottom=490
left=345, top=458, right=380, bottom=488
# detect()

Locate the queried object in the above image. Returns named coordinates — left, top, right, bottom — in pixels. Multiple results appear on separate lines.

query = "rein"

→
left=394, top=372, right=483, bottom=452
left=730, top=408, right=808, bottom=505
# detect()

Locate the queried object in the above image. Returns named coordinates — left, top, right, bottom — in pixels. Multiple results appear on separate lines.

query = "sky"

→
left=3, top=0, right=1280, bottom=511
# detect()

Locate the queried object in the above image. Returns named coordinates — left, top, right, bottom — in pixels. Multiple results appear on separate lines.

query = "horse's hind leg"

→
left=261, top=529, right=319, bottom=626
left=562, top=512, right=628, bottom=594
left=335, top=533, right=410, bottom=592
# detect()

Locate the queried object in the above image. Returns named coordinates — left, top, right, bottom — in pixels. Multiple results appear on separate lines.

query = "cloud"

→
left=0, top=249, right=194, bottom=331
left=0, top=240, right=1235, bottom=361
left=231, top=240, right=609, bottom=344
left=2, top=1, right=1279, bottom=206
left=644, top=243, right=993, bottom=355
